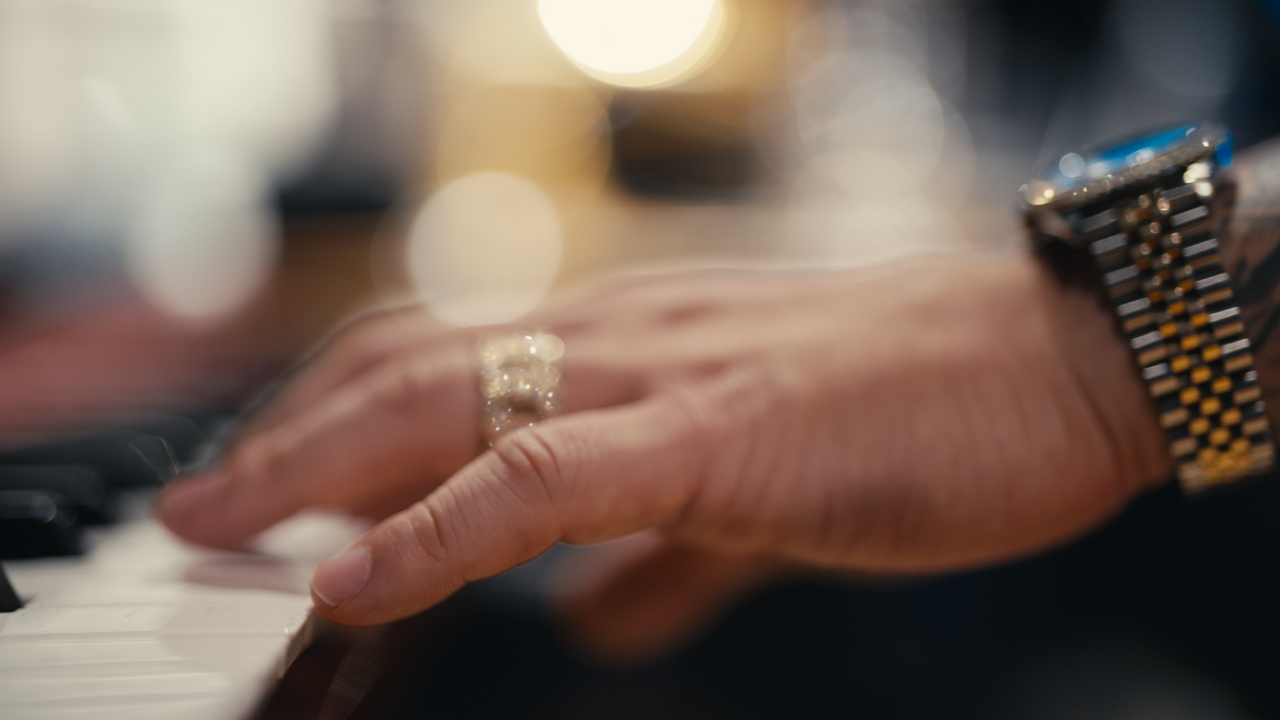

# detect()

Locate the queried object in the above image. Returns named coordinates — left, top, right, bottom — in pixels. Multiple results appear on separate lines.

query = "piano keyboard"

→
left=0, top=494, right=367, bottom=719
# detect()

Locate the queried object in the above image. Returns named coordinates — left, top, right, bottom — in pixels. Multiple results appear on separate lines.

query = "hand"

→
left=157, top=253, right=1171, bottom=648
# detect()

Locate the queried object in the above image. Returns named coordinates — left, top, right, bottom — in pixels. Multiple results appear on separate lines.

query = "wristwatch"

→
left=1022, top=123, right=1275, bottom=492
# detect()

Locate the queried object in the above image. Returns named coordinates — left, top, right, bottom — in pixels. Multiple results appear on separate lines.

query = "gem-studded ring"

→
left=475, top=331, right=566, bottom=446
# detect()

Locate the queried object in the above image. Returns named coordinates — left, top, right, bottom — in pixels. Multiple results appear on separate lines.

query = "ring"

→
left=475, top=331, right=566, bottom=446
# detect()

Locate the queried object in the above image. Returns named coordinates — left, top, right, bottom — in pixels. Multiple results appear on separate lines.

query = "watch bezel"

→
left=1020, top=123, right=1230, bottom=214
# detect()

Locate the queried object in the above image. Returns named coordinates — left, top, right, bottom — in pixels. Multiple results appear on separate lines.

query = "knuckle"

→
left=401, top=501, right=450, bottom=566
left=331, top=318, right=385, bottom=361
left=656, top=300, right=716, bottom=328
left=651, top=388, right=718, bottom=490
left=370, top=359, right=436, bottom=418
left=335, top=304, right=415, bottom=344
left=660, top=374, right=774, bottom=523
left=321, top=311, right=407, bottom=370
left=661, top=385, right=721, bottom=453
left=490, top=429, right=567, bottom=510
left=225, top=435, right=289, bottom=488
left=366, top=346, right=471, bottom=420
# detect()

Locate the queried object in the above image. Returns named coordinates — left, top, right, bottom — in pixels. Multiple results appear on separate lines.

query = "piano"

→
left=0, top=420, right=368, bottom=719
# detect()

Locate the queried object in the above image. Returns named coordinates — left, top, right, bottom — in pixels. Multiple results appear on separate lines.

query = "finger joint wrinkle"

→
left=492, top=431, right=567, bottom=516
left=403, top=501, right=451, bottom=567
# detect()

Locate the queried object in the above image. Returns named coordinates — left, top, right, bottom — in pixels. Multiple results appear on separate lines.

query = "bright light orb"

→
left=537, top=0, right=725, bottom=88
left=407, top=172, right=563, bottom=327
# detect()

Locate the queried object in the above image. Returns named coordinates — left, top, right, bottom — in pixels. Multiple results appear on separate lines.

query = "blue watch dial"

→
left=1050, top=125, right=1199, bottom=189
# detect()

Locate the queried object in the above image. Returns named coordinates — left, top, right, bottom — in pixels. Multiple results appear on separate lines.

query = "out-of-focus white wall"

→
left=0, top=0, right=337, bottom=318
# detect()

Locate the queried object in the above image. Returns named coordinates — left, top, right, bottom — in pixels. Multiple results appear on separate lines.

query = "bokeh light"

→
left=784, top=193, right=966, bottom=268
left=537, top=0, right=728, bottom=88
left=407, top=172, right=563, bottom=327
left=795, top=49, right=947, bottom=196
left=779, top=4, right=977, bottom=268
left=125, top=149, right=279, bottom=320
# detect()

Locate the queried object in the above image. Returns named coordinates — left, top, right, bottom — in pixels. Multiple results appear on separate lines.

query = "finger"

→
left=157, top=344, right=477, bottom=548
left=308, top=391, right=710, bottom=626
left=247, top=313, right=647, bottom=439
left=159, top=324, right=659, bottom=550
left=550, top=533, right=778, bottom=663
left=242, top=306, right=443, bottom=436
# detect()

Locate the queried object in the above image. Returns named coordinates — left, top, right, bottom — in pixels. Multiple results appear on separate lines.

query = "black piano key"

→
left=0, top=564, right=20, bottom=612
left=0, top=490, right=81, bottom=559
left=0, top=466, right=111, bottom=524
left=0, top=414, right=207, bottom=489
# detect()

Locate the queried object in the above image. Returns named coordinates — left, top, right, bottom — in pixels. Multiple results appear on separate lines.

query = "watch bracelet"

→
left=1072, top=174, right=1275, bottom=491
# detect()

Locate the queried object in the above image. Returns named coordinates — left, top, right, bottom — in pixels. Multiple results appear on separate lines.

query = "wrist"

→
left=1013, top=252, right=1175, bottom=492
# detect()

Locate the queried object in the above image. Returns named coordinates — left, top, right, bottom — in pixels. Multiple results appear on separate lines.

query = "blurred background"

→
left=3, top=0, right=1280, bottom=717
left=3, top=0, right=1280, bottom=430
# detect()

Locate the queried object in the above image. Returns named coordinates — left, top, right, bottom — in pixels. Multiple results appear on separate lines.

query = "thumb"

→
left=308, top=392, right=711, bottom=626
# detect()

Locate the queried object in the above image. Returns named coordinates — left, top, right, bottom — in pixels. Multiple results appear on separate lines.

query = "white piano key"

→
left=3, top=694, right=237, bottom=720
left=0, top=634, right=289, bottom=671
left=0, top=638, right=187, bottom=669
left=0, top=671, right=235, bottom=705
left=5, top=557, right=89, bottom=600
left=0, top=506, right=357, bottom=719
left=31, top=580, right=308, bottom=609
left=0, top=604, right=311, bottom=636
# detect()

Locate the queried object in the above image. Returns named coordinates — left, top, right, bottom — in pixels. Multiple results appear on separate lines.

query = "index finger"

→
left=157, top=344, right=477, bottom=548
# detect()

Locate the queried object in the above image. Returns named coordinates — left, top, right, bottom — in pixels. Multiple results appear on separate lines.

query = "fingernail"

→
left=157, top=473, right=223, bottom=522
left=312, top=545, right=372, bottom=608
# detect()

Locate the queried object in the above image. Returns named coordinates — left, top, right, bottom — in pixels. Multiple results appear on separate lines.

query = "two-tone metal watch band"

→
left=1078, top=174, right=1275, bottom=492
